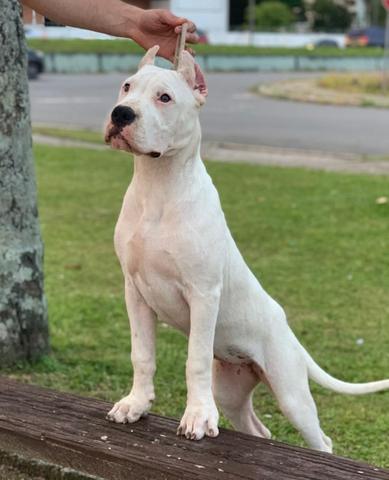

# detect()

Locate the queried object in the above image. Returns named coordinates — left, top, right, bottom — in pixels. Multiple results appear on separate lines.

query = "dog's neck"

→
left=131, top=121, right=206, bottom=210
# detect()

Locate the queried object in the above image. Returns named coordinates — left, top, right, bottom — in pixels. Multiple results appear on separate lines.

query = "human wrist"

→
left=117, top=4, right=143, bottom=39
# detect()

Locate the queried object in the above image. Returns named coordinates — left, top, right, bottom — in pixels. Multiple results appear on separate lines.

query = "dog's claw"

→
left=177, top=401, right=219, bottom=441
left=107, top=393, right=152, bottom=424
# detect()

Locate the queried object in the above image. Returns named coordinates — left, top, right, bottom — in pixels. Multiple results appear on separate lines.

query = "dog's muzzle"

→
left=106, top=105, right=162, bottom=158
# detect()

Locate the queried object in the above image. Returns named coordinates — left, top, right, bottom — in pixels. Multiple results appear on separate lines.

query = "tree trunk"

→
left=0, top=0, right=49, bottom=366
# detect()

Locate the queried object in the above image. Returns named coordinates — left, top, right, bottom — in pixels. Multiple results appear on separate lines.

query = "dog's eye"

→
left=159, top=93, right=171, bottom=103
left=123, top=83, right=130, bottom=93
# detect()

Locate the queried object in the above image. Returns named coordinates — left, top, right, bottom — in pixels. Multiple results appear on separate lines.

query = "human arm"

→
left=21, top=0, right=198, bottom=60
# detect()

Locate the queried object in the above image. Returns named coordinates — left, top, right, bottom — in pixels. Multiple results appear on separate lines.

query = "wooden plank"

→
left=0, top=377, right=388, bottom=480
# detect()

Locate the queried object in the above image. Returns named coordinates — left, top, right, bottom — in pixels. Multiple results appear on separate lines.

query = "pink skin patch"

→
left=105, top=123, right=138, bottom=154
left=194, top=63, right=208, bottom=97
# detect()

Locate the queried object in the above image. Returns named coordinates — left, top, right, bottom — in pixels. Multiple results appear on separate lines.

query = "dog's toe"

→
left=177, top=402, right=219, bottom=441
left=107, top=394, right=151, bottom=424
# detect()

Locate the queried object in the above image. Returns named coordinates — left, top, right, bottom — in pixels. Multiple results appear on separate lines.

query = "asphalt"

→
left=29, top=71, right=389, bottom=156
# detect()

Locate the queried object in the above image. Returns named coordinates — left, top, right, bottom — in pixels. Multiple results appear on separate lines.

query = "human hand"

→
left=131, top=9, right=198, bottom=61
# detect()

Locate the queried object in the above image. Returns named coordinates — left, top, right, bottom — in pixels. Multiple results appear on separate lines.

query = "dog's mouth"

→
left=105, top=125, right=131, bottom=149
left=105, top=125, right=161, bottom=158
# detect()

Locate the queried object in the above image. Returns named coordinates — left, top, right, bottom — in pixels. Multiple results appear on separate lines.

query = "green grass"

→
left=32, top=125, right=103, bottom=144
left=3, top=144, right=389, bottom=466
left=27, top=38, right=386, bottom=57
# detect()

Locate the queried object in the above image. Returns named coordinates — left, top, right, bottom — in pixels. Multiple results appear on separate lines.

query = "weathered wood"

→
left=0, top=378, right=388, bottom=480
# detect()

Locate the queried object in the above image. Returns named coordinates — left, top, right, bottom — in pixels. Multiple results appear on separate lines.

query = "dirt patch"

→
left=257, top=76, right=389, bottom=109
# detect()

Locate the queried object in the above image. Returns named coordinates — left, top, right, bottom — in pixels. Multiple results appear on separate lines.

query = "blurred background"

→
left=24, top=0, right=389, bottom=158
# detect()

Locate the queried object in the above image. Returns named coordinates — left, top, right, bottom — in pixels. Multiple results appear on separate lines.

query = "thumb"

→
left=161, top=10, right=187, bottom=27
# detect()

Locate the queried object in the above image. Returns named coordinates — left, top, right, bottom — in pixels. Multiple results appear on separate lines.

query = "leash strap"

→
left=173, top=22, right=188, bottom=70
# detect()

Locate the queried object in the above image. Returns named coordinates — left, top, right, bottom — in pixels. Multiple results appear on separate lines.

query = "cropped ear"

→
left=138, top=45, right=159, bottom=70
left=177, top=51, right=208, bottom=105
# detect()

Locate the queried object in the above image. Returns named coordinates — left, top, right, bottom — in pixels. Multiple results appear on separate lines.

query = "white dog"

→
left=104, top=46, right=389, bottom=452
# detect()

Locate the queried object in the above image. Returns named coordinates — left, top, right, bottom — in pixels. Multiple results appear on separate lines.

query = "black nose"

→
left=111, top=105, right=136, bottom=128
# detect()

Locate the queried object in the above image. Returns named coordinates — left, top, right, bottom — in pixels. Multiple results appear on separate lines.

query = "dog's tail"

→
left=303, top=348, right=389, bottom=395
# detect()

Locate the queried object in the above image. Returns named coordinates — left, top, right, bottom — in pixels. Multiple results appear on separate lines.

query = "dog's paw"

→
left=177, top=400, right=219, bottom=440
left=107, top=392, right=153, bottom=424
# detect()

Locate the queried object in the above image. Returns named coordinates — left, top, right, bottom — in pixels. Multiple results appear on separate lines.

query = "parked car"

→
left=27, top=48, right=45, bottom=79
left=314, top=39, right=340, bottom=48
left=306, top=38, right=340, bottom=50
left=345, top=26, right=385, bottom=48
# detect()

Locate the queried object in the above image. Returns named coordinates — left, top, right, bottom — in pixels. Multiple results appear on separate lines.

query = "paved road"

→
left=29, top=72, right=389, bottom=156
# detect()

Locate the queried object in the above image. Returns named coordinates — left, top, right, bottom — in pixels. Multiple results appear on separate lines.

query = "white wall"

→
left=169, top=0, right=228, bottom=33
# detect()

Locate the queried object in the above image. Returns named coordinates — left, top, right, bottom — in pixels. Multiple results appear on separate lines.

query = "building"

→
left=150, top=0, right=229, bottom=33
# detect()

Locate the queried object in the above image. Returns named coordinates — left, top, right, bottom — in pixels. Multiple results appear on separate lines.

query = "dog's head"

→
left=104, top=46, right=207, bottom=158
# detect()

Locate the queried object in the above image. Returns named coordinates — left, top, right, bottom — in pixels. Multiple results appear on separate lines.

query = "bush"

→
left=278, top=0, right=306, bottom=21
left=247, top=1, right=294, bottom=31
left=310, top=0, right=353, bottom=32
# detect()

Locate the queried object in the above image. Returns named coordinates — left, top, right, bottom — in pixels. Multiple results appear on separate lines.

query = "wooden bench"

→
left=0, top=377, right=388, bottom=480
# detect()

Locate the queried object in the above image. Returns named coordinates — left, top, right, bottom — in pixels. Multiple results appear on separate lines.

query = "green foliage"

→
left=3, top=142, right=389, bottom=466
left=310, top=0, right=353, bottom=32
left=248, top=1, right=294, bottom=31
left=367, top=0, right=387, bottom=27
left=277, top=0, right=306, bottom=21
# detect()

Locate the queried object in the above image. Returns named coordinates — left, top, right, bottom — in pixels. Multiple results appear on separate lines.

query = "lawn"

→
left=4, top=144, right=389, bottom=467
left=32, top=125, right=103, bottom=144
left=27, top=38, right=385, bottom=57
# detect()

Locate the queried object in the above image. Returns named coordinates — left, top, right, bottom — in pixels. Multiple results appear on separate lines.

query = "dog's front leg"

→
left=178, top=289, right=220, bottom=440
left=108, top=280, right=157, bottom=424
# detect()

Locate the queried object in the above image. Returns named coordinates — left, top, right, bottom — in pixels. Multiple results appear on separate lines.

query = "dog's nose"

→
left=111, top=105, right=136, bottom=128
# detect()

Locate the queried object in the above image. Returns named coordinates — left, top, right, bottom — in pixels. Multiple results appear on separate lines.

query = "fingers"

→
left=159, top=10, right=198, bottom=44
left=185, top=31, right=199, bottom=45
left=174, top=23, right=199, bottom=45
left=161, top=10, right=189, bottom=28
left=175, top=21, right=197, bottom=33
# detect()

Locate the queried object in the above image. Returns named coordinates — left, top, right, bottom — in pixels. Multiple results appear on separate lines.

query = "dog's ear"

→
left=138, top=45, right=159, bottom=70
left=177, top=51, right=208, bottom=105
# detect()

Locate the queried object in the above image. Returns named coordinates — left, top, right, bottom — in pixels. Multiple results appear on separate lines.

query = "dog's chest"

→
left=120, top=215, right=191, bottom=333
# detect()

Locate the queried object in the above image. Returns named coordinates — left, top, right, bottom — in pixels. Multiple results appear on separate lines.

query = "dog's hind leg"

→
left=212, top=359, right=271, bottom=438
left=260, top=345, right=333, bottom=453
